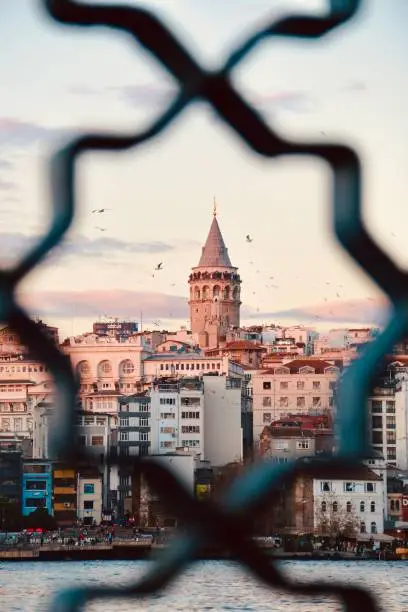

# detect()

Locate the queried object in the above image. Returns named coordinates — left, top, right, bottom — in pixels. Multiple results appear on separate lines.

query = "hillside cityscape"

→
left=0, top=209, right=406, bottom=555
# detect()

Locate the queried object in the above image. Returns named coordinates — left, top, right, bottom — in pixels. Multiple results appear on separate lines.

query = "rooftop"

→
left=197, top=215, right=233, bottom=268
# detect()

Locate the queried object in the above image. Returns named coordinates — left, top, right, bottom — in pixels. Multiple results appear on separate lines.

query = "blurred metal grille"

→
left=1, top=0, right=401, bottom=610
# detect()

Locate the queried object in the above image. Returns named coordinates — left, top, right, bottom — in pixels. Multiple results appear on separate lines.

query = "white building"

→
left=143, top=353, right=245, bottom=382
left=77, top=475, right=103, bottom=525
left=368, top=382, right=398, bottom=467
left=203, top=375, right=243, bottom=467
left=313, top=466, right=385, bottom=535
left=150, top=377, right=204, bottom=458
left=149, top=375, right=244, bottom=467
left=252, top=359, right=339, bottom=443
left=62, top=333, right=153, bottom=412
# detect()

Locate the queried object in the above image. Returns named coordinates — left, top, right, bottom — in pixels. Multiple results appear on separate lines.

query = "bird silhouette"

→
left=92, top=208, right=111, bottom=213
left=155, top=262, right=163, bottom=271
left=246, top=235, right=253, bottom=243
left=95, top=226, right=106, bottom=231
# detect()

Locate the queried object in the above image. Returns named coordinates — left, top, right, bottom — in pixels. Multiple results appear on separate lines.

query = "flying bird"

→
left=95, top=226, right=106, bottom=231
left=246, top=235, right=253, bottom=243
left=92, top=208, right=111, bottom=213
left=155, top=262, right=163, bottom=271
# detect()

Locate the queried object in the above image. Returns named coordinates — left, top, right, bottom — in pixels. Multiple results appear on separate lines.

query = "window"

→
left=161, top=426, right=176, bottom=433
left=371, top=416, right=382, bottom=429
left=98, top=360, right=112, bottom=376
left=386, top=415, right=396, bottom=429
left=140, top=432, right=148, bottom=441
left=296, top=440, right=310, bottom=450
left=120, top=418, right=129, bottom=427
left=297, top=380, right=305, bottom=389
left=120, top=359, right=134, bottom=375
left=371, top=400, right=382, bottom=413
left=84, top=483, right=94, bottom=494
left=332, top=501, right=338, bottom=513
left=262, top=397, right=271, bottom=407
left=84, top=500, right=94, bottom=510
left=14, top=418, right=22, bottom=432
left=370, top=522, right=377, bottom=534
left=360, top=501, right=365, bottom=512
left=119, top=432, right=129, bottom=441
left=370, top=501, right=375, bottom=513
left=275, top=440, right=288, bottom=451
left=91, top=436, right=104, bottom=446
left=140, top=418, right=148, bottom=427
left=387, top=447, right=396, bottom=460
left=396, top=499, right=400, bottom=511
left=365, top=482, right=375, bottom=493
left=263, top=413, right=271, bottom=424
left=313, top=381, right=321, bottom=389
left=346, top=501, right=352, bottom=513
left=25, top=480, right=46, bottom=490
left=77, top=360, right=91, bottom=377
left=181, top=425, right=200, bottom=433
left=161, top=412, right=175, bottom=419
left=372, top=431, right=383, bottom=445
left=360, top=522, right=366, bottom=533
left=25, top=498, right=46, bottom=508
left=390, top=499, right=395, bottom=511
left=263, top=382, right=271, bottom=390
left=297, top=397, right=305, bottom=408
left=321, top=501, right=327, bottom=512
left=320, top=481, right=332, bottom=492
left=279, top=397, right=288, bottom=408
left=386, top=401, right=396, bottom=413
left=329, top=381, right=336, bottom=390
left=344, top=482, right=355, bottom=492
left=280, top=381, right=288, bottom=389
left=387, top=431, right=396, bottom=444
left=78, top=435, right=86, bottom=446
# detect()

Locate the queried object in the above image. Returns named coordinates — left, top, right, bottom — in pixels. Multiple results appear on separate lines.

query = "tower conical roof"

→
left=197, top=215, right=232, bottom=267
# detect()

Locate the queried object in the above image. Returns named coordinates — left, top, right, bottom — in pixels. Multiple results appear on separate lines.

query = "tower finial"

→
left=213, top=196, right=217, bottom=217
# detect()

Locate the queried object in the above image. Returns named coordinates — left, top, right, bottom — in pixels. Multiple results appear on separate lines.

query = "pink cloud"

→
left=18, top=289, right=189, bottom=321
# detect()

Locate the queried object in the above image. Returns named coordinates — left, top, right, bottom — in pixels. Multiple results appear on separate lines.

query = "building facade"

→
left=77, top=475, right=103, bottom=525
left=22, top=460, right=53, bottom=517
left=150, top=377, right=204, bottom=458
left=252, top=359, right=339, bottom=443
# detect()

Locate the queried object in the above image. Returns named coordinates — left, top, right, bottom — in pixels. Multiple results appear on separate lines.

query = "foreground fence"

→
left=1, top=1, right=402, bottom=610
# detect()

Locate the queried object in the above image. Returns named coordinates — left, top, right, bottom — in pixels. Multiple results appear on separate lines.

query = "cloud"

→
left=107, top=83, right=176, bottom=109
left=0, top=159, right=13, bottom=169
left=0, top=231, right=176, bottom=265
left=245, top=297, right=390, bottom=326
left=19, top=289, right=188, bottom=321
left=68, top=85, right=100, bottom=96
left=0, top=117, right=74, bottom=147
left=253, top=91, right=317, bottom=114
left=0, top=178, right=17, bottom=191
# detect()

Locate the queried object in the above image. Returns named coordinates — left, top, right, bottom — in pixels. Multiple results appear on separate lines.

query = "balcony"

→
left=54, top=486, right=76, bottom=495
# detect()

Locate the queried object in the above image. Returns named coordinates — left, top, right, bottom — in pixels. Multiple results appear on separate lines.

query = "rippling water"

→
left=0, top=560, right=404, bottom=611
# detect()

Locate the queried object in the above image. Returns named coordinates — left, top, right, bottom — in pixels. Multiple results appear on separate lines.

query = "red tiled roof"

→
left=222, top=340, right=265, bottom=351
left=279, top=359, right=339, bottom=374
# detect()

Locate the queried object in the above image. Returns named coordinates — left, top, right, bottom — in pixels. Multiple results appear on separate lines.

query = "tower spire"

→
left=213, top=196, right=217, bottom=217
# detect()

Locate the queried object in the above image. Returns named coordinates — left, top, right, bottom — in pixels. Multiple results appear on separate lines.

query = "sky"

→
left=1, top=0, right=408, bottom=340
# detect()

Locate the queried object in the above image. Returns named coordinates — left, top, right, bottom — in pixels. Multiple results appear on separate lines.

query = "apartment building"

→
left=77, top=473, right=103, bottom=525
left=22, top=460, right=53, bottom=517
left=150, top=377, right=204, bottom=458
left=252, top=359, right=340, bottom=443
left=368, top=381, right=397, bottom=466
left=259, top=415, right=334, bottom=463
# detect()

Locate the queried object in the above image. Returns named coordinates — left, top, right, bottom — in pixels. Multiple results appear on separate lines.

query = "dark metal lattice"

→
left=0, top=0, right=402, bottom=609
